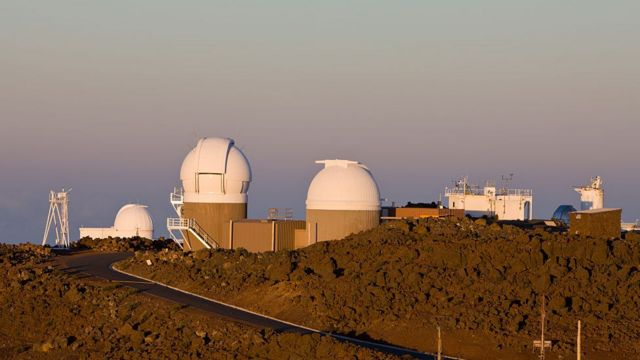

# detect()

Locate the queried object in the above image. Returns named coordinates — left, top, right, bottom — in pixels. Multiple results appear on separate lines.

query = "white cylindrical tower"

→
left=305, top=159, right=381, bottom=245
left=179, top=137, right=251, bottom=250
left=574, top=176, right=604, bottom=211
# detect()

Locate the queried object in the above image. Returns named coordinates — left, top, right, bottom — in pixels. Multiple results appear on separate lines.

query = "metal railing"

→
left=170, top=189, right=184, bottom=204
left=170, top=188, right=184, bottom=216
left=445, top=187, right=532, bottom=197
left=496, top=188, right=532, bottom=197
left=167, top=217, right=219, bottom=249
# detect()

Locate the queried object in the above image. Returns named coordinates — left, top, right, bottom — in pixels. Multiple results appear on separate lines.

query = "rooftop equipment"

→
left=444, top=176, right=533, bottom=220
left=574, top=176, right=604, bottom=211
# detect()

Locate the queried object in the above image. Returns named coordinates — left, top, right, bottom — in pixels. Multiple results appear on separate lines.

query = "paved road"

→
left=56, top=251, right=459, bottom=360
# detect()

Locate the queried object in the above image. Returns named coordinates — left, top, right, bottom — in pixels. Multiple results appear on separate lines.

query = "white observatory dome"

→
left=113, top=204, right=154, bottom=238
left=180, top=137, right=252, bottom=203
left=306, top=160, right=381, bottom=211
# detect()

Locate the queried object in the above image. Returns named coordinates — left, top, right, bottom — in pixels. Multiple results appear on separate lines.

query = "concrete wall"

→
left=231, top=220, right=306, bottom=252
left=570, top=209, right=621, bottom=238
left=305, top=209, right=379, bottom=245
left=181, top=202, right=247, bottom=251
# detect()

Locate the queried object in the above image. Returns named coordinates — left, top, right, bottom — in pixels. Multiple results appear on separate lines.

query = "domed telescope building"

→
left=168, top=137, right=251, bottom=250
left=80, top=204, right=154, bottom=239
left=302, top=159, right=381, bottom=245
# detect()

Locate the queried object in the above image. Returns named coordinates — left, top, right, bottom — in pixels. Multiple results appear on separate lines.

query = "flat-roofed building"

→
left=570, top=208, right=622, bottom=238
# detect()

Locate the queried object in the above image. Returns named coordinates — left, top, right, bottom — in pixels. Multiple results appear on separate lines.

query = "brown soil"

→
left=0, top=243, right=399, bottom=359
left=117, top=218, right=640, bottom=360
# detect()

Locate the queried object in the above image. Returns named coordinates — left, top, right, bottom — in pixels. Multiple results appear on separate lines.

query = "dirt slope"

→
left=118, top=218, right=640, bottom=359
left=0, top=243, right=398, bottom=359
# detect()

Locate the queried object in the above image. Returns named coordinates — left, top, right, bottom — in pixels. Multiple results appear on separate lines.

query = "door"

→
left=197, top=173, right=224, bottom=194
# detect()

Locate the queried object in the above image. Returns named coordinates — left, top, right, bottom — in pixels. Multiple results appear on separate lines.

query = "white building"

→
left=574, top=176, right=604, bottom=211
left=79, top=204, right=154, bottom=239
left=445, top=177, right=533, bottom=220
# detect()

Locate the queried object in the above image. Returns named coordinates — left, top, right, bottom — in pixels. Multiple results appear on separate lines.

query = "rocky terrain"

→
left=0, top=243, right=398, bottom=359
left=117, top=218, right=640, bottom=360
left=71, top=236, right=179, bottom=252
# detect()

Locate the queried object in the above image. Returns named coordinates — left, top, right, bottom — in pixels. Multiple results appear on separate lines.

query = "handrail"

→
left=167, top=217, right=219, bottom=249
left=445, top=188, right=532, bottom=196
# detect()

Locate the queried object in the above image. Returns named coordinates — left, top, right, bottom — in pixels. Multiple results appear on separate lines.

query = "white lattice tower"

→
left=42, top=189, right=71, bottom=247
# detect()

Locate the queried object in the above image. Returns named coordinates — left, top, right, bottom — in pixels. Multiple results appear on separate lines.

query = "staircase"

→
left=166, top=188, right=219, bottom=249
left=167, top=218, right=219, bottom=249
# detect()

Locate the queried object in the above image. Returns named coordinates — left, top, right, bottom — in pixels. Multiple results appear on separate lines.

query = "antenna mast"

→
left=533, top=294, right=552, bottom=359
left=42, top=189, right=71, bottom=248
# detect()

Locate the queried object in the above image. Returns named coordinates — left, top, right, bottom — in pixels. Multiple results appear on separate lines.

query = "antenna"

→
left=501, top=173, right=514, bottom=192
left=532, top=294, right=551, bottom=359
left=437, top=326, right=442, bottom=360
left=42, top=189, right=71, bottom=248
left=577, top=320, right=582, bottom=360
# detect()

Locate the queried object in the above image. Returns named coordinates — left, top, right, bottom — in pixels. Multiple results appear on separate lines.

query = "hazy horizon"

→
left=1, top=1, right=638, bottom=244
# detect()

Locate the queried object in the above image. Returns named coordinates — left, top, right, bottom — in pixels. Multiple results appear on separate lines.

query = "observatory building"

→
left=167, top=145, right=383, bottom=251
left=168, top=137, right=251, bottom=251
left=301, top=159, right=381, bottom=245
left=79, top=204, right=154, bottom=239
left=445, top=177, right=533, bottom=221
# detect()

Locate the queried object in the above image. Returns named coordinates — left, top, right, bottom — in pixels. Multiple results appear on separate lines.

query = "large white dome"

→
left=113, top=204, right=154, bottom=238
left=306, top=160, right=381, bottom=211
left=180, top=137, right=251, bottom=203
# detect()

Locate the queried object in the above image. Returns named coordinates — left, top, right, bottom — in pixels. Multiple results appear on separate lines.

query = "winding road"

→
left=56, top=251, right=461, bottom=360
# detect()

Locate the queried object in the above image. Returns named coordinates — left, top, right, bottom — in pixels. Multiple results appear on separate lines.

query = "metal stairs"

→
left=166, top=188, right=219, bottom=250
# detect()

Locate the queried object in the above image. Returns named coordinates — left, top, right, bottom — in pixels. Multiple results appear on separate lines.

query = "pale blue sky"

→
left=1, top=1, right=638, bottom=243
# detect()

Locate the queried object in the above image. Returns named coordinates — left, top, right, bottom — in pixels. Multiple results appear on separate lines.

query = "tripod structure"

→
left=42, top=189, right=71, bottom=248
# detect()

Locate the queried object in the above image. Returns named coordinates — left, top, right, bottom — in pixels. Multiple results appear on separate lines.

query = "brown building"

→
left=393, top=207, right=465, bottom=219
left=230, top=219, right=305, bottom=252
left=569, top=208, right=622, bottom=238
left=181, top=203, right=246, bottom=250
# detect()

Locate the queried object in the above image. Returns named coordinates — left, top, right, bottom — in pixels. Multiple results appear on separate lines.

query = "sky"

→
left=1, top=1, right=638, bottom=244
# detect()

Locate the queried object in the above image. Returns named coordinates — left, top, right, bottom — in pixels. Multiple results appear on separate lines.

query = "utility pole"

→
left=577, top=320, right=581, bottom=360
left=437, top=326, right=442, bottom=360
left=533, top=294, right=551, bottom=360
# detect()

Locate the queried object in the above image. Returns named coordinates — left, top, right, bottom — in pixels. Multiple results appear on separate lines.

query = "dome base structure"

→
left=79, top=204, right=154, bottom=240
left=181, top=202, right=247, bottom=251
left=302, top=159, right=382, bottom=246
left=305, top=209, right=380, bottom=245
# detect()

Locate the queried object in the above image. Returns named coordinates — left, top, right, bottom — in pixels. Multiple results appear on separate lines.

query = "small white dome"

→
left=306, top=160, right=381, bottom=211
left=113, top=204, right=154, bottom=237
left=180, top=137, right=251, bottom=203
